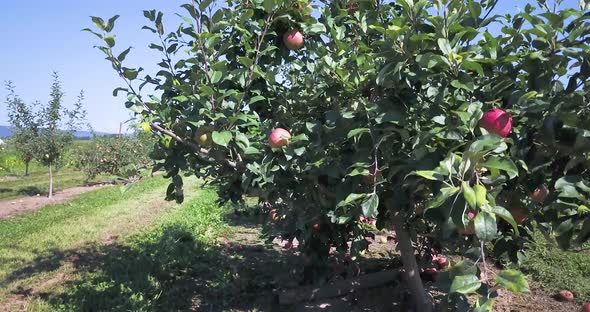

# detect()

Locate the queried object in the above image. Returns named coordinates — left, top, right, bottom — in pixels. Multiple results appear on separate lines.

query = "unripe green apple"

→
left=194, top=127, right=213, bottom=147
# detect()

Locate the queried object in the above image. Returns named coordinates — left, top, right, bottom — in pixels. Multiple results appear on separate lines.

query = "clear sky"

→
left=0, top=0, right=579, bottom=133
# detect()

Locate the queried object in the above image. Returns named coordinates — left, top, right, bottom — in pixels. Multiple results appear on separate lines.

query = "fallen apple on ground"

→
left=557, top=290, right=574, bottom=302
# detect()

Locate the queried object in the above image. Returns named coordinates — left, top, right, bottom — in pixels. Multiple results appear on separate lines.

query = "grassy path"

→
left=0, top=176, right=202, bottom=309
left=0, top=173, right=301, bottom=312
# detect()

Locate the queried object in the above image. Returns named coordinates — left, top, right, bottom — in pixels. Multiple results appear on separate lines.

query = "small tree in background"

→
left=35, top=73, right=87, bottom=198
left=5, top=72, right=87, bottom=198
left=5, top=82, right=39, bottom=176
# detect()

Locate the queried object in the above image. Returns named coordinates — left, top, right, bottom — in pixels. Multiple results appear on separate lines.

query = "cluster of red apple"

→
left=421, top=254, right=449, bottom=282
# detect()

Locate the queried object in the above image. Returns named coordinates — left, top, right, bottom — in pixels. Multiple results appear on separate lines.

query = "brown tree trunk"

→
left=25, top=161, right=30, bottom=176
left=48, top=162, right=53, bottom=199
left=392, top=212, right=433, bottom=312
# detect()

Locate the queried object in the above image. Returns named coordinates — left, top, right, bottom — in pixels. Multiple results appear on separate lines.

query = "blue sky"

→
left=0, top=0, right=580, bottom=133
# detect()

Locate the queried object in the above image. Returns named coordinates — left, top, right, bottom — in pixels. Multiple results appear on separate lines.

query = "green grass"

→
left=41, top=189, right=234, bottom=312
left=0, top=177, right=175, bottom=284
left=0, top=169, right=110, bottom=201
left=522, top=232, right=590, bottom=304
left=0, top=175, right=248, bottom=311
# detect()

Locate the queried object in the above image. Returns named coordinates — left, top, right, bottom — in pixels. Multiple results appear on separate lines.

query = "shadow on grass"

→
left=16, top=186, right=45, bottom=196
left=1, top=224, right=300, bottom=312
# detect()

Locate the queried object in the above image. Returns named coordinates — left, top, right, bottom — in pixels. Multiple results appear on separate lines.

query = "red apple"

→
left=421, top=267, right=439, bottom=282
left=312, top=223, right=320, bottom=231
left=269, top=128, right=292, bottom=148
left=479, top=108, right=513, bottom=137
left=510, top=207, right=529, bottom=224
left=432, top=255, right=449, bottom=269
left=458, top=211, right=476, bottom=236
left=347, top=1, right=358, bottom=14
left=467, top=209, right=477, bottom=221
left=532, top=184, right=549, bottom=204
left=580, top=303, right=590, bottom=312
left=557, top=290, right=575, bottom=302
left=283, top=30, right=304, bottom=50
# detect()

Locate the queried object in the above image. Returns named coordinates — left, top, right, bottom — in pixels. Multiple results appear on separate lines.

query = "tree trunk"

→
left=48, top=162, right=53, bottom=199
left=25, top=161, right=29, bottom=176
left=392, top=212, right=433, bottom=312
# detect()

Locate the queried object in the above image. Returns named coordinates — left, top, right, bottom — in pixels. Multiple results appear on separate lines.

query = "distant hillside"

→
left=0, top=125, right=113, bottom=139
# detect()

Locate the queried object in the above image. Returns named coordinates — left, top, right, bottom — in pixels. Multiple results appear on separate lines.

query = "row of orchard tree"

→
left=5, top=73, right=86, bottom=198
left=87, top=0, right=590, bottom=311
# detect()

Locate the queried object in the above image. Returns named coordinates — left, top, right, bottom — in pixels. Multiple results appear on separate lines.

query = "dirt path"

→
left=0, top=184, right=112, bottom=220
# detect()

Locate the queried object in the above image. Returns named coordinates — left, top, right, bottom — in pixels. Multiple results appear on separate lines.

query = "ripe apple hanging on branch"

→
left=269, top=128, right=292, bottom=149
left=283, top=29, right=304, bottom=50
left=479, top=108, right=513, bottom=137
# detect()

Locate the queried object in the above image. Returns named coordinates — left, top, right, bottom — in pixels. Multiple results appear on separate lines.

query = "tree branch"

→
left=149, top=122, right=240, bottom=169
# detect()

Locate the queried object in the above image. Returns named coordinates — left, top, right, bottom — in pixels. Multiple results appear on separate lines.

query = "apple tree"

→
left=88, top=0, right=590, bottom=310
left=5, top=81, right=39, bottom=176
left=5, top=73, right=87, bottom=198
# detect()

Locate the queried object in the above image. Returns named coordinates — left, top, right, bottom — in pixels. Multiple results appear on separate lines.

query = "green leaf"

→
left=104, top=36, right=115, bottom=48
left=239, top=56, right=253, bottom=67
left=473, top=298, right=495, bottom=312
left=491, top=206, right=519, bottom=234
left=474, top=184, right=487, bottom=207
left=361, top=194, right=379, bottom=218
left=482, top=156, right=518, bottom=179
left=91, top=16, right=106, bottom=31
left=414, top=170, right=445, bottom=181
left=122, top=68, right=139, bottom=80
left=211, top=71, right=222, bottom=84
left=495, top=270, right=530, bottom=293
left=469, top=135, right=503, bottom=153
left=308, top=23, right=327, bottom=34
left=449, top=260, right=478, bottom=278
left=118, top=47, right=132, bottom=62
left=462, top=181, right=476, bottom=208
left=347, top=128, right=370, bottom=139
left=211, top=131, right=232, bottom=147
left=474, top=211, right=497, bottom=241
left=199, top=0, right=214, bottom=11
left=248, top=95, right=266, bottom=105
left=428, top=187, right=460, bottom=209
left=263, top=0, right=274, bottom=12
left=463, top=60, right=484, bottom=76
left=338, top=193, right=367, bottom=207
left=244, top=146, right=261, bottom=155
left=437, top=38, right=453, bottom=55
left=105, top=15, right=120, bottom=32
left=450, top=274, right=481, bottom=294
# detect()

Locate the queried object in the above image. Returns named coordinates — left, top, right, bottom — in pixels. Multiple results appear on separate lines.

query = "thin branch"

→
left=149, top=122, right=239, bottom=169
